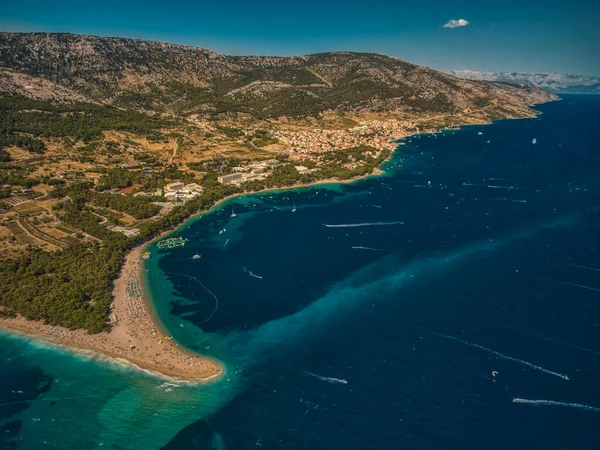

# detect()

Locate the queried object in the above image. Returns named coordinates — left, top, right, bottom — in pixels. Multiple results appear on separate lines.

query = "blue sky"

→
left=1, top=0, right=598, bottom=75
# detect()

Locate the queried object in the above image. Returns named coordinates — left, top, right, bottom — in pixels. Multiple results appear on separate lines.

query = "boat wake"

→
left=423, top=329, right=570, bottom=381
left=513, top=398, right=600, bottom=413
left=566, top=263, right=600, bottom=272
left=304, top=371, right=348, bottom=384
left=487, top=185, right=536, bottom=191
left=521, top=330, right=600, bottom=357
left=492, top=198, right=527, bottom=203
left=549, top=279, right=600, bottom=293
left=244, top=268, right=263, bottom=279
left=351, top=246, right=384, bottom=251
left=324, top=221, right=403, bottom=228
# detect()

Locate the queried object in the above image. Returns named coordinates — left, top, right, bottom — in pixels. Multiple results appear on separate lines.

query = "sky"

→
left=0, top=0, right=599, bottom=76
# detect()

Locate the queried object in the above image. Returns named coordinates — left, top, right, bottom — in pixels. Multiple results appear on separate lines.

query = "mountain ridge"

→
left=0, top=32, right=557, bottom=118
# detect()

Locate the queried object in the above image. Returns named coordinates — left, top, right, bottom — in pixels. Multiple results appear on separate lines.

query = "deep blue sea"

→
left=1, top=95, right=599, bottom=449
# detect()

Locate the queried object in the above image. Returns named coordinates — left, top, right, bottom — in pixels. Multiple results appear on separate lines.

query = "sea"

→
left=1, top=95, right=599, bottom=449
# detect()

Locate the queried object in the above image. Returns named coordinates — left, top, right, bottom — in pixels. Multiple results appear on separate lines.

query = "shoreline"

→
left=0, top=246, right=224, bottom=383
left=0, top=102, right=553, bottom=381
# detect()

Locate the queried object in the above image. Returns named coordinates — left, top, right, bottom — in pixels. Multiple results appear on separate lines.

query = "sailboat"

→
left=291, top=203, right=297, bottom=213
left=230, top=207, right=237, bottom=218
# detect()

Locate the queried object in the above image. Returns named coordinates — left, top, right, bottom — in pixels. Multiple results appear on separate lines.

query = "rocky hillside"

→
left=0, top=32, right=557, bottom=118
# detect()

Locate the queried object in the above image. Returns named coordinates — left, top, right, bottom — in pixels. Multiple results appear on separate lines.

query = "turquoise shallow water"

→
left=1, top=96, right=599, bottom=449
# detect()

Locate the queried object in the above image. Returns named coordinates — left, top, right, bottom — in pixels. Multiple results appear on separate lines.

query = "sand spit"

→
left=0, top=246, right=223, bottom=382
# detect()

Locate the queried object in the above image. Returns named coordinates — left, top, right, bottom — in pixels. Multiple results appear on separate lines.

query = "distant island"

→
left=447, top=69, right=600, bottom=94
left=0, top=32, right=558, bottom=380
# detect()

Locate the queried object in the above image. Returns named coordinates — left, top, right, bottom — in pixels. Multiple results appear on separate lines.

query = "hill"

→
left=0, top=32, right=556, bottom=118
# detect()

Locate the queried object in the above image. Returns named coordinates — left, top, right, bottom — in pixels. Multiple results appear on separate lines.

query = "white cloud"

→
left=443, top=19, right=470, bottom=29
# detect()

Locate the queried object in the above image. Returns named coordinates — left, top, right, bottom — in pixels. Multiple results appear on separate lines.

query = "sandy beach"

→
left=0, top=246, right=223, bottom=382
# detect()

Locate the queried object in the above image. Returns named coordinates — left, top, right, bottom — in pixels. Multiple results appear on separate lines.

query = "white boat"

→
left=478, top=132, right=483, bottom=135
left=532, top=138, right=537, bottom=144
left=192, top=253, right=201, bottom=259
left=219, top=230, right=223, bottom=235
left=291, top=203, right=297, bottom=213
left=231, top=208, right=237, bottom=218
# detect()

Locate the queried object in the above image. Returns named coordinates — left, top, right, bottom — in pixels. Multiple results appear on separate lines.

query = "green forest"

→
left=0, top=177, right=235, bottom=332
left=89, top=193, right=160, bottom=220
left=0, top=245, right=123, bottom=333
left=0, top=131, right=46, bottom=153
left=0, top=96, right=174, bottom=143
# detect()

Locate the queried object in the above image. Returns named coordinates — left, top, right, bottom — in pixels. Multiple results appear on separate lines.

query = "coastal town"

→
left=270, top=118, right=412, bottom=154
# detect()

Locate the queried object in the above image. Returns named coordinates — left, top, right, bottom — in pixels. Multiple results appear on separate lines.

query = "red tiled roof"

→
left=118, top=184, right=140, bottom=194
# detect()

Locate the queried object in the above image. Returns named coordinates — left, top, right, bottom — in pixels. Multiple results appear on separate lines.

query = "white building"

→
left=218, top=173, right=244, bottom=184
left=165, top=182, right=184, bottom=192
left=183, top=183, right=203, bottom=193
left=164, top=183, right=204, bottom=201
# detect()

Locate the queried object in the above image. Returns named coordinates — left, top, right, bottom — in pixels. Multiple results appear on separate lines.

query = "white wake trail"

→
left=487, top=185, right=536, bottom=191
left=567, top=263, right=600, bottom=272
left=243, top=267, right=263, bottom=279
left=324, top=221, right=403, bottom=228
left=513, top=398, right=600, bottom=413
left=521, top=331, right=600, bottom=357
left=351, top=246, right=383, bottom=251
left=553, top=279, right=600, bottom=293
left=304, top=371, right=348, bottom=384
left=492, top=198, right=527, bottom=203
left=425, top=330, right=570, bottom=381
